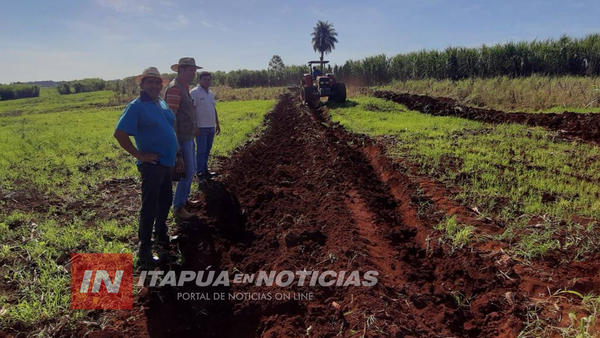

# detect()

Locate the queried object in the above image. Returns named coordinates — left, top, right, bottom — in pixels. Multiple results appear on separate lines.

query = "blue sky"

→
left=1, top=0, right=599, bottom=83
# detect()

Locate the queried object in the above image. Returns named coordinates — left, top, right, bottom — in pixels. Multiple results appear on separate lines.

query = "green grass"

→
left=110, top=86, right=287, bottom=106
left=0, top=105, right=133, bottom=198
left=0, top=88, right=116, bottom=117
left=0, top=93, right=274, bottom=199
left=0, top=90, right=274, bottom=332
left=375, top=75, right=600, bottom=113
left=1, top=212, right=135, bottom=327
left=435, top=215, right=475, bottom=250
left=209, top=99, right=276, bottom=157
left=328, top=97, right=600, bottom=260
left=519, top=290, right=600, bottom=338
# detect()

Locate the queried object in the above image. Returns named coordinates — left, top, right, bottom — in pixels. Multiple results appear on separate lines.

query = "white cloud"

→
left=94, top=0, right=153, bottom=14
left=199, top=20, right=229, bottom=31
left=130, top=42, right=165, bottom=52
left=167, top=14, right=189, bottom=29
left=310, top=5, right=326, bottom=17
left=92, top=0, right=191, bottom=30
left=63, top=20, right=132, bottom=43
left=175, top=14, right=190, bottom=28
left=159, top=0, right=176, bottom=7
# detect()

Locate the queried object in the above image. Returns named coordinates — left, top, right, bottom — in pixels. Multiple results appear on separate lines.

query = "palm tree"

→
left=311, top=20, right=338, bottom=71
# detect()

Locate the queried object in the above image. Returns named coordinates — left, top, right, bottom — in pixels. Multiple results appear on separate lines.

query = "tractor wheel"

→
left=300, top=85, right=308, bottom=104
left=334, top=83, right=346, bottom=103
left=301, top=86, right=317, bottom=107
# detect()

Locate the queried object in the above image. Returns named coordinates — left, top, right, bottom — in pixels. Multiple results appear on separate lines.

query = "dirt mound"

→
left=185, top=94, right=525, bottom=337
left=374, top=90, right=600, bottom=144
left=79, top=93, right=600, bottom=338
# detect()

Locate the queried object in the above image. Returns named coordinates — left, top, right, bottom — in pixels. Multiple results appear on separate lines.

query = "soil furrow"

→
left=374, top=90, right=600, bottom=145
left=89, top=93, right=600, bottom=338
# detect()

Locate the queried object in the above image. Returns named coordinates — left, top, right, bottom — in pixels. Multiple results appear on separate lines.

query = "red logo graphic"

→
left=71, top=253, right=133, bottom=309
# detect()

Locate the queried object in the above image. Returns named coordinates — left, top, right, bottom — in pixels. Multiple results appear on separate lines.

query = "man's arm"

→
left=215, top=107, right=220, bottom=135
left=165, top=86, right=181, bottom=139
left=191, top=90, right=199, bottom=137
left=113, top=130, right=158, bottom=164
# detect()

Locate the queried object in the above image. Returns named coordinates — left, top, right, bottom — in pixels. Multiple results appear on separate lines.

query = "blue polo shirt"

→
left=115, top=92, right=178, bottom=167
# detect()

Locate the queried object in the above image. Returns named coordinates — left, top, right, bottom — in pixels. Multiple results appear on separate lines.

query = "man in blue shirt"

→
left=313, top=66, right=322, bottom=78
left=114, top=67, right=179, bottom=264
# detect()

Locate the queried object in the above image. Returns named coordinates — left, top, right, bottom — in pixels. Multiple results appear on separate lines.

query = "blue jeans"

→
left=196, top=127, right=215, bottom=175
left=137, top=163, right=172, bottom=254
left=173, top=140, right=196, bottom=209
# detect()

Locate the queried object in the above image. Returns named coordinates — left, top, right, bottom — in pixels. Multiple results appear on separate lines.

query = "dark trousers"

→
left=138, top=163, right=172, bottom=254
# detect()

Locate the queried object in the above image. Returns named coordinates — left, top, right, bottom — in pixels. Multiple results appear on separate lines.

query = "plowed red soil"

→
left=374, top=90, right=600, bottom=144
left=73, top=94, right=600, bottom=338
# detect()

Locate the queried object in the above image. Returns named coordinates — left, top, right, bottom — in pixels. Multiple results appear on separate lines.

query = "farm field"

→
left=84, top=92, right=599, bottom=338
left=5, top=1, right=600, bottom=336
left=328, top=97, right=600, bottom=260
left=0, top=89, right=275, bottom=336
left=1, top=87, right=599, bottom=338
left=376, top=75, right=600, bottom=113
left=373, top=90, right=600, bottom=144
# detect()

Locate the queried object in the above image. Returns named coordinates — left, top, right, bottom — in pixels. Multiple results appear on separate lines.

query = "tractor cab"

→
left=307, top=60, right=328, bottom=81
left=300, top=60, right=346, bottom=106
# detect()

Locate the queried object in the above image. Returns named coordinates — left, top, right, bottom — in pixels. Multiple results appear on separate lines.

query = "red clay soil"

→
left=374, top=90, right=600, bottom=145
left=67, top=94, right=600, bottom=338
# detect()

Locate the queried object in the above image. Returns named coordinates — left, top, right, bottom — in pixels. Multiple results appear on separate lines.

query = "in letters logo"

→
left=71, top=253, right=133, bottom=309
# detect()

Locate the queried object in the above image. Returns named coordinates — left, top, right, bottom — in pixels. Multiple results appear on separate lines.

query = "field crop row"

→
left=328, top=97, right=600, bottom=260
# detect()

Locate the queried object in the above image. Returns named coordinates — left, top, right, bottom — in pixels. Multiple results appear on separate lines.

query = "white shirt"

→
left=190, top=86, right=216, bottom=128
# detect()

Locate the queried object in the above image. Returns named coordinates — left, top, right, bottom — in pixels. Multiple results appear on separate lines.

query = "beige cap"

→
left=170, top=57, right=203, bottom=72
left=134, top=67, right=170, bottom=86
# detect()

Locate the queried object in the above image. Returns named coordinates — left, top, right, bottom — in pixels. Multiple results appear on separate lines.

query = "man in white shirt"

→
left=190, top=71, right=220, bottom=182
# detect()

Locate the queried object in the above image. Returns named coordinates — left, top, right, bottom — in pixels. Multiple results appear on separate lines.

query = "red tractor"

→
left=300, top=60, right=346, bottom=106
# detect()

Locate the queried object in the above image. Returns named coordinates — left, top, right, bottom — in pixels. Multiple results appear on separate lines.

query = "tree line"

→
left=56, top=78, right=106, bottom=95
left=0, top=84, right=40, bottom=101
left=6, top=33, right=600, bottom=100
left=107, top=64, right=336, bottom=97
left=182, top=34, right=600, bottom=88
left=203, top=33, right=600, bottom=87
left=334, top=34, right=600, bottom=85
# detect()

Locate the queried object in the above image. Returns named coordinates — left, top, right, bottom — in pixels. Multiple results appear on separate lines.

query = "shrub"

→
left=57, top=78, right=106, bottom=95
left=0, top=84, right=40, bottom=100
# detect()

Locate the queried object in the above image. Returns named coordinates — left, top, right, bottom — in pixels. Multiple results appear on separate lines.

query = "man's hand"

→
left=175, top=153, right=185, bottom=174
left=137, top=153, right=159, bottom=164
left=216, top=124, right=221, bottom=135
left=114, top=130, right=157, bottom=163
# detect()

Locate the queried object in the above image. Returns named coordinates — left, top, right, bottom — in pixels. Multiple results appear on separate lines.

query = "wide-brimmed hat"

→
left=170, top=57, right=203, bottom=72
left=134, top=67, right=170, bottom=86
